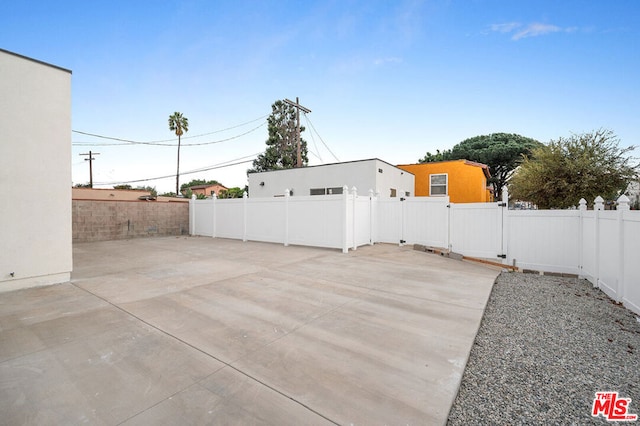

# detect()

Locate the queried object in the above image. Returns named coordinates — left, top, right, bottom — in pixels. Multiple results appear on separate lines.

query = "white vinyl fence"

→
left=190, top=186, right=372, bottom=253
left=190, top=190, right=640, bottom=315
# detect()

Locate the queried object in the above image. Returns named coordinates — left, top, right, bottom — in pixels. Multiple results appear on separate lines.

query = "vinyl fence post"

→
left=593, top=196, right=604, bottom=288
left=578, top=198, right=587, bottom=278
left=351, top=187, right=358, bottom=250
left=398, top=195, right=403, bottom=247
left=189, top=194, right=196, bottom=235
left=211, top=193, right=217, bottom=238
left=616, top=194, right=630, bottom=302
left=376, top=191, right=381, bottom=245
left=242, top=191, right=248, bottom=242
left=501, top=187, right=509, bottom=265
left=342, top=185, right=349, bottom=253
left=369, top=189, right=375, bottom=246
left=284, top=189, right=290, bottom=247
left=446, top=197, right=452, bottom=252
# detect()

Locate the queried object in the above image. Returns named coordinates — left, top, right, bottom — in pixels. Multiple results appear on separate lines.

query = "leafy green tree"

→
left=135, top=186, right=157, bottom=197
left=449, top=133, right=542, bottom=199
left=74, top=183, right=92, bottom=188
left=509, top=129, right=638, bottom=209
left=181, top=190, right=206, bottom=199
left=113, top=184, right=133, bottom=190
left=180, top=178, right=219, bottom=193
left=248, top=100, right=308, bottom=173
left=168, top=112, right=189, bottom=195
left=218, top=187, right=245, bottom=199
left=159, top=191, right=177, bottom=197
left=418, top=133, right=541, bottom=199
left=419, top=149, right=452, bottom=163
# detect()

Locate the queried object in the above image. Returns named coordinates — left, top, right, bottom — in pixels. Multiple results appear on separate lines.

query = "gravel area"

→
left=448, top=272, right=640, bottom=425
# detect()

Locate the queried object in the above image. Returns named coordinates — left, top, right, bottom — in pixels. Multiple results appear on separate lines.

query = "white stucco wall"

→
left=247, top=159, right=415, bottom=198
left=0, top=49, right=72, bottom=291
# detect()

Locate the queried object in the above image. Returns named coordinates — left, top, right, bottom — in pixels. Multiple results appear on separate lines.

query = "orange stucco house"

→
left=397, top=160, right=493, bottom=203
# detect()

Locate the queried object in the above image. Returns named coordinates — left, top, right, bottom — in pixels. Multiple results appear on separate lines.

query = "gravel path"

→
left=447, top=272, right=640, bottom=425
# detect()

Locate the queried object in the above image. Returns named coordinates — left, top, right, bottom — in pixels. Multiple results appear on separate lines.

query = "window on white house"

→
left=390, top=188, right=397, bottom=197
left=310, top=187, right=344, bottom=195
left=430, top=174, right=447, bottom=196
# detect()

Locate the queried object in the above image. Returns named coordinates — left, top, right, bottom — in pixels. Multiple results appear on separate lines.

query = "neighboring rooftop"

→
left=248, top=158, right=415, bottom=176
left=397, top=159, right=491, bottom=179
left=72, top=187, right=188, bottom=203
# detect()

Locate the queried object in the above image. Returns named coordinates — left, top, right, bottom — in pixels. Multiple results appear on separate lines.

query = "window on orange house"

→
left=430, top=174, right=447, bottom=196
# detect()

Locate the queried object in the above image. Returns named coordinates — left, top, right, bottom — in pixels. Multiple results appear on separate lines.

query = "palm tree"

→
left=168, top=112, right=189, bottom=195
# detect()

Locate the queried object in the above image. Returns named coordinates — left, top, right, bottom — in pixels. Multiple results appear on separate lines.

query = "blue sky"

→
left=2, top=0, right=638, bottom=193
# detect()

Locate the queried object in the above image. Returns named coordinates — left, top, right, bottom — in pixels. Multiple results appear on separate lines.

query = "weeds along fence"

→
left=190, top=189, right=640, bottom=315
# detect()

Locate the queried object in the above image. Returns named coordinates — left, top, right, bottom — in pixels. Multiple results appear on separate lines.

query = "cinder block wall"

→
left=72, top=200, right=189, bottom=243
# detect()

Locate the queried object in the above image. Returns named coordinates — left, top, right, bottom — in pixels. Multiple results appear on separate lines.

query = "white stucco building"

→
left=247, top=159, right=415, bottom=198
left=0, top=49, right=72, bottom=291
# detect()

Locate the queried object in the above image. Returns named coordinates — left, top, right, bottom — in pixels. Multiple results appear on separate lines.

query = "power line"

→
left=180, top=153, right=259, bottom=174
left=93, top=153, right=261, bottom=186
left=72, top=122, right=266, bottom=147
left=303, top=114, right=322, bottom=162
left=303, top=113, right=339, bottom=162
left=307, top=150, right=322, bottom=161
left=178, top=114, right=268, bottom=139
left=94, top=159, right=254, bottom=186
left=71, top=114, right=268, bottom=145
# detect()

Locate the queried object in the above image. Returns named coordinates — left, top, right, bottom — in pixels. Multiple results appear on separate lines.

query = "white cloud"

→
left=489, top=22, right=576, bottom=40
left=490, top=22, right=521, bottom=33
left=373, top=57, right=403, bottom=66
left=513, top=23, right=561, bottom=40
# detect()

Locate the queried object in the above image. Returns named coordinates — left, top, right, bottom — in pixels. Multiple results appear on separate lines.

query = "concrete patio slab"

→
left=0, top=237, right=499, bottom=425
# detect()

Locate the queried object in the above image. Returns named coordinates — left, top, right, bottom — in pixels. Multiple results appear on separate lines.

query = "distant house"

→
left=187, top=183, right=228, bottom=197
left=248, top=159, right=415, bottom=198
left=397, top=160, right=493, bottom=203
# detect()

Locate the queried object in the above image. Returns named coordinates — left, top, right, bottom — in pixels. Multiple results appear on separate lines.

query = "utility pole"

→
left=284, top=97, right=311, bottom=168
left=79, top=151, right=100, bottom=188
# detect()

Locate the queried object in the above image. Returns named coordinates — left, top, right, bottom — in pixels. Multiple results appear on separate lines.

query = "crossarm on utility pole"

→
left=79, top=151, right=100, bottom=188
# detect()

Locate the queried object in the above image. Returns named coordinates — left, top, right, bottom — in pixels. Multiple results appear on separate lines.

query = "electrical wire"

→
left=72, top=114, right=268, bottom=144
left=72, top=122, right=266, bottom=147
left=176, top=114, right=268, bottom=139
left=303, top=113, right=339, bottom=162
left=93, top=153, right=260, bottom=186
left=75, top=112, right=338, bottom=185
left=307, top=150, right=321, bottom=161
left=303, top=114, right=322, bottom=162
left=181, top=153, right=259, bottom=174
